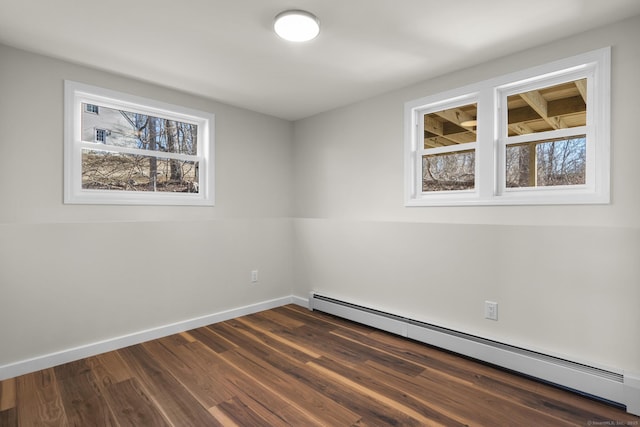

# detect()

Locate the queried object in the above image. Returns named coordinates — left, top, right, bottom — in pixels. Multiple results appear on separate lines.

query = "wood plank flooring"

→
left=1, top=304, right=638, bottom=426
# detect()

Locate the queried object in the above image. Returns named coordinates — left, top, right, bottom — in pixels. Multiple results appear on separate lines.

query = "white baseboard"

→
left=291, top=294, right=310, bottom=308
left=0, top=295, right=296, bottom=381
left=309, top=292, right=640, bottom=416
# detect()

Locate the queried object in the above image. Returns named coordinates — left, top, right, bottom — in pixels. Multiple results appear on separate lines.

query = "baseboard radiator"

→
left=309, top=293, right=640, bottom=415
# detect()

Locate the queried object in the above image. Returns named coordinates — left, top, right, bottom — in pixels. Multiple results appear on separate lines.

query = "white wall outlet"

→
left=251, top=270, right=258, bottom=283
left=485, top=301, right=498, bottom=321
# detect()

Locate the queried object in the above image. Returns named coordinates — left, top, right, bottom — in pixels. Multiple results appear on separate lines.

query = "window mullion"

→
left=476, top=88, right=496, bottom=199
left=78, top=141, right=200, bottom=163
left=504, top=126, right=588, bottom=146
left=420, top=142, right=475, bottom=156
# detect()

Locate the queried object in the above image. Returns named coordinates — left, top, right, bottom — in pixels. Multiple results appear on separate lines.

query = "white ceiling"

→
left=1, top=0, right=639, bottom=121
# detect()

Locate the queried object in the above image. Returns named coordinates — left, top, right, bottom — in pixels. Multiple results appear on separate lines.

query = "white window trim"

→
left=64, top=80, right=215, bottom=206
left=404, top=47, right=610, bottom=206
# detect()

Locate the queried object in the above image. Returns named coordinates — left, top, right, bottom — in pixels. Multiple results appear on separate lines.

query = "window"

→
left=95, top=128, right=107, bottom=143
left=64, top=81, right=214, bottom=205
left=404, top=47, right=610, bottom=206
left=420, top=99, right=478, bottom=193
left=85, top=104, right=99, bottom=114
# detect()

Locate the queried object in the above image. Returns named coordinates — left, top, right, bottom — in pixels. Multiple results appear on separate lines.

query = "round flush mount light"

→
left=274, top=10, right=320, bottom=42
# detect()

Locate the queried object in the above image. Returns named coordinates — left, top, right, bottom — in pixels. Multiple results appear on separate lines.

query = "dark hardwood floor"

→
left=0, top=304, right=638, bottom=426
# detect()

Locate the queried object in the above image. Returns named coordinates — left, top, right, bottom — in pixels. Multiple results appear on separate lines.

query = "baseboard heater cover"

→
left=309, top=293, right=640, bottom=416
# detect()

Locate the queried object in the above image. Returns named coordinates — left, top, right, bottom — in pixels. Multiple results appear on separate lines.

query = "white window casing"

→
left=64, top=81, right=215, bottom=206
left=404, top=47, right=610, bottom=206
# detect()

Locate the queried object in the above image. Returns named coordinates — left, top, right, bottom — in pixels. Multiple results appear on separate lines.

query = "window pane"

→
left=82, top=150, right=200, bottom=193
left=507, top=79, right=586, bottom=136
left=423, top=103, right=477, bottom=149
left=81, top=103, right=198, bottom=155
left=422, top=149, right=475, bottom=192
left=505, top=136, right=586, bottom=188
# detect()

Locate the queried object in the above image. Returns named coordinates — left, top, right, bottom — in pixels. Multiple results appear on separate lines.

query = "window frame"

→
left=404, top=47, right=610, bottom=206
left=415, top=93, right=480, bottom=200
left=64, top=80, right=215, bottom=206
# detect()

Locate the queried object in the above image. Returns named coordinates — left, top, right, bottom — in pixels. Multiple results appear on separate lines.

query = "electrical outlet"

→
left=251, top=270, right=258, bottom=283
left=484, top=301, right=498, bottom=321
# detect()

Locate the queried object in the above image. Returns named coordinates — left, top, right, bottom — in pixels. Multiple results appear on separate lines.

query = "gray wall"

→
left=0, top=44, right=294, bottom=366
left=1, top=14, right=639, bottom=377
left=292, top=15, right=640, bottom=373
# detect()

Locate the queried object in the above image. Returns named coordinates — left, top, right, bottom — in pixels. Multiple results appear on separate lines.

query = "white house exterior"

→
left=81, top=103, right=139, bottom=147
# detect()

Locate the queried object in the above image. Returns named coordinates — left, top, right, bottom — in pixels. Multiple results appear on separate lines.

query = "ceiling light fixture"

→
left=274, top=10, right=320, bottom=42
